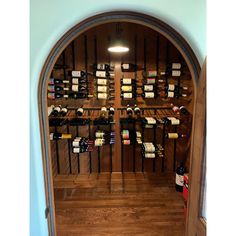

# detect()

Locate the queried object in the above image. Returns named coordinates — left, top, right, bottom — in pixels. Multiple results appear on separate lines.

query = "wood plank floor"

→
left=54, top=172, right=185, bottom=236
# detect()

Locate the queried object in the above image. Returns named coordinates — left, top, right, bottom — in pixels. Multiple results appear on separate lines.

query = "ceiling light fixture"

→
left=108, top=23, right=129, bottom=53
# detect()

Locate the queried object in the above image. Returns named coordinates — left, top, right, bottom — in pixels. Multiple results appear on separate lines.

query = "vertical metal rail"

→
left=63, top=51, right=72, bottom=174
left=161, top=123, right=166, bottom=172
left=72, top=42, right=80, bottom=174
left=54, top=126, right=60, bottom=174
left=173, top=125, right=177, bottom=171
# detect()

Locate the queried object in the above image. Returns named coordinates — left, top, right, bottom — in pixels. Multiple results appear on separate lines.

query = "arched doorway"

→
left=38, top=11, right=201, bottom=235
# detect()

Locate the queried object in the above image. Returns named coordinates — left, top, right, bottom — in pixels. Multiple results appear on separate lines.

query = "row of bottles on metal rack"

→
left=120, top=62, right=190, bottom=99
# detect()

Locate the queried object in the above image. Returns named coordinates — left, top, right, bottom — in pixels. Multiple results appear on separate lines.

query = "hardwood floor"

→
left=54, top=172, right=185, bottom=236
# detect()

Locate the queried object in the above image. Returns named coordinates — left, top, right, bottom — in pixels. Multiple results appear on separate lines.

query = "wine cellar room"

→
left=35, top=11, right=206, bottom=236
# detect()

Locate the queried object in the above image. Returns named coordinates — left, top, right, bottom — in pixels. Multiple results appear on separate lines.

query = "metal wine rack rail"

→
left=49, top=106, right=187, bottom=174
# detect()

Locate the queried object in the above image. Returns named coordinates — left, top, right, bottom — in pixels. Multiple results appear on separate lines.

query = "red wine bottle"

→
left=175, top=163, right=185, bottom=192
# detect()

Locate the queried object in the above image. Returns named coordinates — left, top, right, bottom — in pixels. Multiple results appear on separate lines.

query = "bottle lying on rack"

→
left=94, top=71, right=115, bottom=78
left=159, top=90, right=187, bottom=99
left=67, top=92, right=93, bottom=99
left=95, top=130, right=115, bottom=138
left=48, top=85, right=69, bottom=92
left=71, top=84, right=91, bottom=92
left=142, top=84, right=156, bottom=92
left=93, top=63, right=114, bottom=71
left=163, top=117, right=180, bottom=125
left=50, top=105, right=60, bottom=116
left=126, top=105, right=133, bottom=117
left=76, top=105, right=84, bottom=116
left=165, top=133, right=187, bottom=139
left=97, top=86, right=115, bottom=93
left=68, top=70, right=87, bottom=77
left=121, top=78, right=136, bottom=85
left=94, top=130, right=115, bottom=146
left=49, top=78, right=69, bottom=85
left=142, top=70, right=158, bottom=77
left=72, top=137, right=94, bottom=153
left=120, top=92, right=136, bottom=99
left=141, top=92, right=157, bottom=99
left=50, top=133, right=72, bottom=140
left=48, top=93, right=69, bottom=100
left=72, top=77, right=87, bottom=85
left=142, top=77, right=156, bottom=85
left=121, top=63, right=143, bottom=72
left=121, top=85, right=137, bottom=92
left=142, top=142, right=156, bottom=158
left=96, top=78, right=115, bottom=86
left=160, top=63, right=182, bottom=77
left=97, top=93, right=115, bottom=100
left=60, top=106, right=68, bottom=116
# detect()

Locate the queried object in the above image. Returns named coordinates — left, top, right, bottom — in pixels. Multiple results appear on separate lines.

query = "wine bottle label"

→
left=72, top=71, right=82, bottom=77
left=147, top=71, right=157, bottom=77
left=96, top=71, right=106, bottom=77
left=176, top=174, right=184, bottom=186
left=122, top=78, right=132, bottom=84
left=63, top=95, right=69, bottom=98
left=48, top=105, right=54, bottom=116
left=64, top=87, right=69, bottom=91
left=172, top=70, right=181, bottom=77
left=47, top=93, right=55, bottom=99
left=136, top=131, right=142, bottom=138
left=95, top=139, right=103, bottom=146
left=48, top=85, right=55, bottom=92
left=144, top=85, right=153, bottom=91
left=72, top=85, right=79, bottom=92
left=146, top=78, right=156, bottom=84
left=73, top=147, right=80, bottom=153
left=49, top=133, right=53, bottom=140
left=97, top=79, right=107, bottom=85
left=145, top=92, right=155, bottom=98
left=123, top=93, right=133, bottom=98
left=61, top=134, right=72, bottom=139
left=182, top=86, right=188, bottom=90
left=63, top=80, right=70, bottom=84
left=168, top=84, right=175, bottom=91
left=171, top=119, right=180, bottom=125
left=121, top=86, right=133, bottom=92
left=168, top=91, right=174, bottom=98
left=101, top=107, right=107, bottom=112
left=72, top=78, right=79, bottom=84
left=160, top=72, right=166, bottom=76
left=97, top=64, right=106, bottom=70
left=98, top=93, right=108, bottom=99
left=172, top=63, right=181, bottom=69
left=145, top=153, right=155, bottom=158
left=72, top=141, right=80, bottom=147
left=122, top=64, right=129, bottom=69
left=145, top=117, right=156, bottom=124
left=123, top=140, right=130, bottom=145
left=158, top=79, right=165, bottom=83
left=95, top=131, right=104, bottom=138
left=182, top=94, right=187, bottom=97
left=168, top=133, right=178, bottom=139
left=97, top=86, right=107, bottom=92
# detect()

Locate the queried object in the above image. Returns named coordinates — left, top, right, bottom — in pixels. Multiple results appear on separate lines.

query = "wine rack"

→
left=47, top=22, right=193, bottom=176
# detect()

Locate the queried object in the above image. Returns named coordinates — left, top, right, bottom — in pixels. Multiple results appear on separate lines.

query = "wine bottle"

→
left=49, top=133, right=72, bottom=140
left=100, top=107, right=107, bottom=118
left=94, top=71, right=114, bottom=78
left=60, top=106, right=68, bottom=116
left=121, top=63, right=141, bottom=72
left=160, top=69, right=181, bottom=77
left=141, top=92, right=156, bottom=98
left=67, top=92, right=93, bottom=99
left=142, top=70, right=158, bottom=77
left=48, top=105, right=55, bottom=116
left=76, top=105, right=84, bottom=116
left=120, top=92, right=135, bottom=99
left=72, top=78, right=87, bottom=85
left=108, top=105, right=115, bottom=116
left=48, top=85, right=69, bottom=92
left=97, top=93, right=108, bottom=100
left=121, top=78, right=136, bottom=85
left=126, top=104, right=133, bottom=117
left=134, top=104, right=141, bottom=116
left=143, top=84, right=155, bottom=92
left=175, top=163, right=185, bottom=192
left=121, top=85, right=135, bottom=92
left=96, top=78, right=108, bottom=85
left=165, top=133, right=187, bottom=139
left=179, top=106, right=190, bottom=115
left=143, top=78, right=156, bottom=85
left=49, top=78, right=69, bottom=85
left=51, top=105, right=61, bottom=116
left=68, top=70, right=86, bottom=77
left=93, top=63, right=113, bottom=71
left=47, top=93, right=69, bottom=100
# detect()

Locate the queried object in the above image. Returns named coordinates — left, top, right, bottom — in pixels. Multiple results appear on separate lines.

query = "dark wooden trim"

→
left=37, top=11, right=201, bottom=235
left=185, top=59, right=206, bottom=236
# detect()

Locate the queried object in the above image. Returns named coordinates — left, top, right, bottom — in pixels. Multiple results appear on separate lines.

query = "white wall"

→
left=30, top=1, right=206, bottom=235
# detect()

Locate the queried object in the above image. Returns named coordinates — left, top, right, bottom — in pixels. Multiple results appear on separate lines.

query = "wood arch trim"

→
left=37, top=11, right=201, bottom=235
